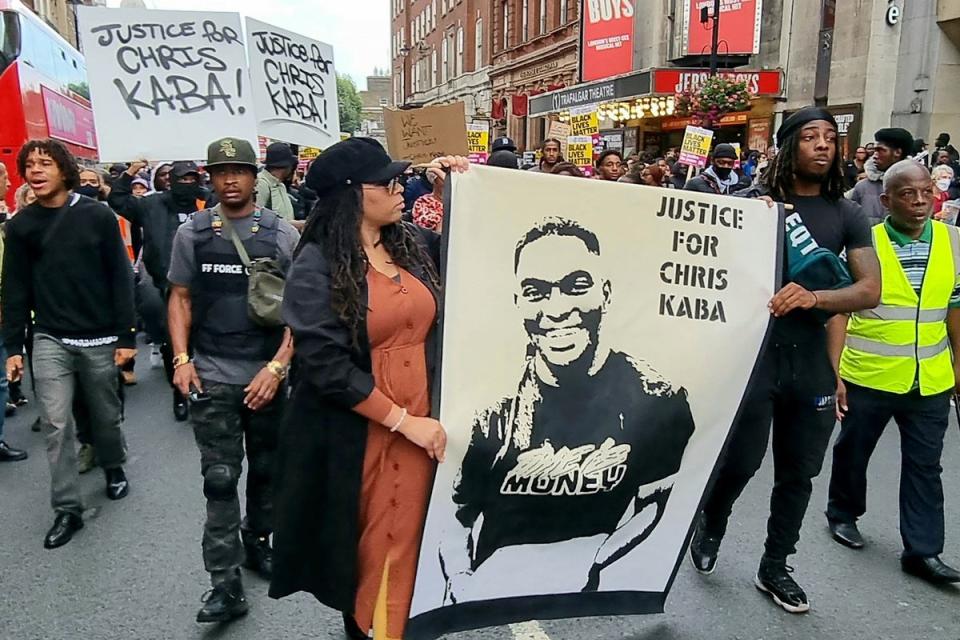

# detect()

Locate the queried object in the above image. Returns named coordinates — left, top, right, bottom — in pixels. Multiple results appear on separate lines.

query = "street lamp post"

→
left=709, top=0, right=721, bottom=76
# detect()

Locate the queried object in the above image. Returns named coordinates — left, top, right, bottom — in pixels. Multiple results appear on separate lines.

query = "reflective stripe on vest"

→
left=840, top=221, right=958, bottom=396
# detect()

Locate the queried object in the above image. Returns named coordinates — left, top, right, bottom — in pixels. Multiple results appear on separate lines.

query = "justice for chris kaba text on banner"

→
left=405, top=168, right=780, bottom=639
left=246, top=18, right=340, bottom=149
left=78, top=7, right=257, bottom=161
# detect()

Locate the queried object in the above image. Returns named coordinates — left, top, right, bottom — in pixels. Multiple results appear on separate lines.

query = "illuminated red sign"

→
left=653, top=69, right=782, bottom=96
left=581, top=0, right=635, bottom=82
left=685, top=0, right=762, bottom=56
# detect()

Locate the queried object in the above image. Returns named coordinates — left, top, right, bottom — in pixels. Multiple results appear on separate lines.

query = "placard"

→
left=406, top=166, right=780, bottom=639
left=384, top=103, right=469, bottom=164
left=547, top=120, right=571, bottom=158
left=679, top=125, right=714, bottom=168
left=77, top=7, right=257, bottom=161
left=466, top=123, right=490, bottom=164
left=570, top=106, right=600, bottom=137
left=567, top=135, right=594, bottom=175
left=246, top=18, right=340, bottom=149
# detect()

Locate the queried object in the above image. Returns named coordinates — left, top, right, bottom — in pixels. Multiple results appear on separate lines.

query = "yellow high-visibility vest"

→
left=840, top=220, right=960, bottom=395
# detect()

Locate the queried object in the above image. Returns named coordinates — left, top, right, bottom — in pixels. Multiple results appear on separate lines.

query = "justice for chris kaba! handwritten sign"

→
left=77, top=7, right=257, bottom=161
left=246, top=18, right=340, bottom=149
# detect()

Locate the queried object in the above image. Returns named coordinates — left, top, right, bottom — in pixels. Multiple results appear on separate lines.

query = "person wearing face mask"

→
left=684, top=143, right=741, bottom=194
left=932, top=165, right=959, bottom=219
left=109, top=160, right=216, bottom=422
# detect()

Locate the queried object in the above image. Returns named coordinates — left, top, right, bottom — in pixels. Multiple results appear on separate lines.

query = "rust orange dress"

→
left=352, top=266, right=437, bottom=639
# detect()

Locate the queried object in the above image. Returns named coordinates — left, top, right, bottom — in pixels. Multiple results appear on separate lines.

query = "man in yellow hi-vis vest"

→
left=826, top=160, right=960, bottom=584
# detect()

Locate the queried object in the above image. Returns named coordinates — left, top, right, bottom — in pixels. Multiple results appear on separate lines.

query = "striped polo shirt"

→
left=883, top=218, right=960, bottom=308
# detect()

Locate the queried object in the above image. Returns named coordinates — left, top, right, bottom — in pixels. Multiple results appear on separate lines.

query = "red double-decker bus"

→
left=0, top=0, right=97, bottom=209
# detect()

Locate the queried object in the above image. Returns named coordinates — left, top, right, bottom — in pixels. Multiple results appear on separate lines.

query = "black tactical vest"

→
left=191, top=209, right=285, bottom=361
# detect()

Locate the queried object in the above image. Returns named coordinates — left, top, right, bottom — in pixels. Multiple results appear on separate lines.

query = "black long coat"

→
left=269, top=223, right=440, bottom=613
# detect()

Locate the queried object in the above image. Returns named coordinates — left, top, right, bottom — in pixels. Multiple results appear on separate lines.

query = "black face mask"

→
left=714, top=166, right=733, bottom=180
left=76, top=185, right=101, bottom=199
left=171, top=180, right=201, bottom=206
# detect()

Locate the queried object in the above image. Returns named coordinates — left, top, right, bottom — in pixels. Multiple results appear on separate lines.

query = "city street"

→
left=1, top=350, right=959, bottom=640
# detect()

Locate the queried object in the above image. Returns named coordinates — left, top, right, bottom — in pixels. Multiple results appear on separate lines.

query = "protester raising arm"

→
left=107, top=160, right=149, bottom=225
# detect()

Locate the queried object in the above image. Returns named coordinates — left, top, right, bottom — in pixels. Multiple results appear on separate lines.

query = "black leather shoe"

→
left=0, top=440, right=28, bottom=462
left=31, top=417, right=42, bottom=432
left=902, top=556, right=960, bottom=584
left=196, top=578, right=249, bottom=623
left=241, top=530, right=273, bottom=578
left=105, top=467, right=129, bottom=500
left=690, top=518, right=723, bottom=575
left=44, top=513, right=83, bottom=549
left=173, top=392, right=189, bottom=422
left=343, top=613, right=370, bottom=640
left=828, top=519, right=865, bottom=549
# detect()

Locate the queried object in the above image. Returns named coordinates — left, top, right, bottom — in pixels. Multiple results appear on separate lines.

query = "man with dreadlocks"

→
left=689, top=107, right=882, bottom=614
left=167, top=137, right=298, bottom=623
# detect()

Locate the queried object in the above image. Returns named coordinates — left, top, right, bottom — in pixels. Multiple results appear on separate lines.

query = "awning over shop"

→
left=528, top=68, right=783, bottom=117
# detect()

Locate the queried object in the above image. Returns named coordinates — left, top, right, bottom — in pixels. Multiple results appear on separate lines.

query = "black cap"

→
left=487, top=149, right=520, bottom=169
left=171, top=161, right=200, bottom=179
left=491, top=137, right=517, bottom=153
left=305, top=138, right=410, bottom=195
left=776, top=107, right=837, bottom=146
left=712, top=143, right=738, bottom=160
left=264, top=142, right=297, bottom=169
left=875, top=128, right=914, bottom=157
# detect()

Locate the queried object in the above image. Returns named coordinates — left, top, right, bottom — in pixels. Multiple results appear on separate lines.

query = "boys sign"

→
left=77, top=7, right=257, bottom=161
left=246, top=18, right=340, bottom=149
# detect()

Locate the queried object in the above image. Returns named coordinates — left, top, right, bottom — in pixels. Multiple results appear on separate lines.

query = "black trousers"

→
left=702, top=342, right=838, bottom=564
left=827, top=382, right=950, bottom=558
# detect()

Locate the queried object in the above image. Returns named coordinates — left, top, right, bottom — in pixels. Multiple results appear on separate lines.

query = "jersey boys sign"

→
left=581, top=0, right=635, bottom=82
left=405, top=167, right=781, bottom=639
left=684, top=0, right=763, bottom=56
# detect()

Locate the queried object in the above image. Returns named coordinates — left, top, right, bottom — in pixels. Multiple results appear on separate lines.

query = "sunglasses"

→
left=364, top=173, right=409, bottom=193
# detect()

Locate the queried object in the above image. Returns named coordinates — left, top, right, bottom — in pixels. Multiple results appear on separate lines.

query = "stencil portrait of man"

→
left=438, top=217, right=696, bottom=603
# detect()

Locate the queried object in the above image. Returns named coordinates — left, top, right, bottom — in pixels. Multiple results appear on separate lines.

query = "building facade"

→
left=359, top=71, right=392, bottom=147
left=390, top=0, right=493, bottom=121
left=489, top=0, right=581, bottom=150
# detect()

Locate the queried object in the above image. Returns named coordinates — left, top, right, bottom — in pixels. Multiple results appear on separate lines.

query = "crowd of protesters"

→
left=1, top=107, right=960, bottom=639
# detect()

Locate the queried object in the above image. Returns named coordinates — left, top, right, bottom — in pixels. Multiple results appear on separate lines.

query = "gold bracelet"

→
left=266, top=360, right=287, bottom=381
left=172, top=353, right=191, bottom=369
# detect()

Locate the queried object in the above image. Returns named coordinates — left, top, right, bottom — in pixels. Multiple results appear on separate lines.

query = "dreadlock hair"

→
left=762, top=130, right=846, bottom=202
left=296, top=185, right=441, bottom=348
left=16, top=139, right=80, bottom=191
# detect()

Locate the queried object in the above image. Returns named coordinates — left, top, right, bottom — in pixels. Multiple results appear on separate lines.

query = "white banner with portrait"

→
left=406, top=166, right=782, bottom=638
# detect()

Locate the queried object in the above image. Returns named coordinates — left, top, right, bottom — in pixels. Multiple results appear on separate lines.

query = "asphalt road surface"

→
left=2, top=351, right=959, bottom=640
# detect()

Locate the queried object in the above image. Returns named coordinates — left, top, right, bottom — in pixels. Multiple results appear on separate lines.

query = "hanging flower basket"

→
left=674, top=76, right=751, bottom=128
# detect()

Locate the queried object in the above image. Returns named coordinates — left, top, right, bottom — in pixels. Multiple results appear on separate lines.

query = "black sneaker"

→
left=196, top=578, right=249, bottom=623
left=105, top=467, right=129, bottom=500
left=755, top=562, right=809, bottom=613
left=689, top=517, right=722, bottom=575
left=173, top=391, right=189, bottom=422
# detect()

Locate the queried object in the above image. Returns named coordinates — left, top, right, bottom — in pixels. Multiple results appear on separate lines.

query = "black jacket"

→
left=108, top=173, right=216, bottom=289
left=269, top=222, right=441, bottom=612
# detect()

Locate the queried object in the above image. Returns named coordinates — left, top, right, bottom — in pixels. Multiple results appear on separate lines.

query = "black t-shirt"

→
left=772, top=195, right=872, bottom=345
left=453, top=351, right=695, bottom=569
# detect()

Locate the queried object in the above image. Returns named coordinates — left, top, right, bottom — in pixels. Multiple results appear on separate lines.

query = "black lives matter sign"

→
left=246, top=18, right=340, bottom=149
left=78, top=7, right=257, bottom=161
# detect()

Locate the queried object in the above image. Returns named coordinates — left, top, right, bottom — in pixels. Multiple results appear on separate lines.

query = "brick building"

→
left=359, top=71, right=392, bottom=148
left=390, top=0, right=493, bottom=121
left=489, top=0, right=580, bottom=150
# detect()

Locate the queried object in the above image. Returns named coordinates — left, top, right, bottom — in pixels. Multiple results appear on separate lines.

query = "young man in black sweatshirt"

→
left=3, top=139, right=137, bottom=550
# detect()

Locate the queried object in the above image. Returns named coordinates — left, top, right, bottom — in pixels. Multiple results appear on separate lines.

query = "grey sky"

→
left=109, top=0, right=390, bottom=90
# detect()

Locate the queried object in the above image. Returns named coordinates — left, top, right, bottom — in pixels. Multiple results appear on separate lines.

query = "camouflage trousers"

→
left=191, top=379, right=284, bottom=578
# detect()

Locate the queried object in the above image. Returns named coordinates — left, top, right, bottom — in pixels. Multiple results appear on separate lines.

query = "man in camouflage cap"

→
left=166, top=137, right=300, bottom=623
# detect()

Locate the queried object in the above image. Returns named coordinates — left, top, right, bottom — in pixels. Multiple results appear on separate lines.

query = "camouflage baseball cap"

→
left=205, top=137, right=258, bottom=169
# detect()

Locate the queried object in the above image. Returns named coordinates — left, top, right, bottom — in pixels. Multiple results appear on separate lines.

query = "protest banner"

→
left=567, top=135, right=595, bottom=175
left=569, top=105, right=600, bottom=137
left=466, top=123, right=489, bottom=164
left=246, top=18, right=340, bottom=149
left=405, top=166, right=782, bottom=639
left=679, top=125, right=714, bottom=169
left=77, top=7, right=257, bottom=161
left=298, top=146, right=321, bottom=171
left=384, top=103, right=469, bottom=164
left=546, top=120, right=571, bottom=157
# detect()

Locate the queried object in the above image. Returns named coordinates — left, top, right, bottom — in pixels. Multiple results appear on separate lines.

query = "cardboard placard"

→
left=679, top=126, right=714, bottom=168
left=77, top=7, right=257, bottom=161
left=546, top=120, right=571, bottom=158
left=246, top=18, right=340, bottom=149
left=384, top=103, right=469, bottom=164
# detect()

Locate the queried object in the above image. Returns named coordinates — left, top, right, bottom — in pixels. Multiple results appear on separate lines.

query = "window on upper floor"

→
left=539, top=0, right=547, bottom=34
left=502, top=1, right=510, bottom=49
left=522, top=0, right=528, bottom=42
left=456, top=27, right=464, bottom=76
left=476, top=18, right=483, bottom=67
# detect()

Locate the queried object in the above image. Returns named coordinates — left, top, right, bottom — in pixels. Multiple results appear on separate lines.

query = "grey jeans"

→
left=33, top=335, right=126, bottom=515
